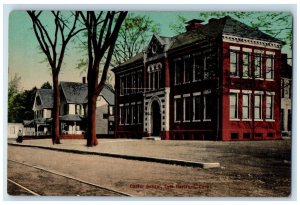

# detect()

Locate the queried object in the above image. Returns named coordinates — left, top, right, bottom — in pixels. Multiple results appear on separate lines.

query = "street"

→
left=7, top=139, right=291, bottom=197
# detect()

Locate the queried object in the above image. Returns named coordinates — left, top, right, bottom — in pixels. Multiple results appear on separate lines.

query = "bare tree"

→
left=27, top=11, right=85, bottom=144
left=78, top=11, right=127, bottom=146
left=113, top=13, right=159, bottom=66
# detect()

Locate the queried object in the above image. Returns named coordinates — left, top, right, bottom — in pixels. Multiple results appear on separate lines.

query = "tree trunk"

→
left=52, top=73, right=61, bottom=144
left=86, top=92, right=98, bottom=146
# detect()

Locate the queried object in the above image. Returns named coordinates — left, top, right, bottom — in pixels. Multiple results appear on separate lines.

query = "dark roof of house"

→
left=201, top=16, right=283, bottom=43
left=36, top=89, right=53, bottom=109
left=60, top=81, right=114, bottom=105
left=114, top=16, right=283, bottom=71
left=100, top=84, right=115, bottom=105
left=117, top=52, right=144, bottom=68
left=59, top=114, right=84, bottom=122
left=60, top=82, right=88, bottom=104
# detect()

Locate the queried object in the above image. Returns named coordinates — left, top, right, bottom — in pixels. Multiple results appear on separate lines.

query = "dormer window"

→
left=151, top=44, right=157, bottom=54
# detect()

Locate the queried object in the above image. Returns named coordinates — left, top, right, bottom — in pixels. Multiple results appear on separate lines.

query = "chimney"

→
left=82, top=77, right=86, bottom=84
left=185, top=19, right=204, bottom=31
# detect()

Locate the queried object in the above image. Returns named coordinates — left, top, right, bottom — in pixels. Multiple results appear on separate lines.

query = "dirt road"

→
left=7, top=140, right=291, bottom=197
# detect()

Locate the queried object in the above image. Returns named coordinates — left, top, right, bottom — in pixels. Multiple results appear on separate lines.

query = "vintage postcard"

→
left=7, top=9, right=292, bottom=198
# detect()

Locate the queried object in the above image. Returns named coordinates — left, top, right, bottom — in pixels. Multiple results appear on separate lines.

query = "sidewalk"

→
left=8, top=138, right=221, bottom=169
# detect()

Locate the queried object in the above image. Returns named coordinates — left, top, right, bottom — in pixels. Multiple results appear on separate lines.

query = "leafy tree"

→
left=8, top=74, right=22, bottom=123
left=27, top=11, right=85, bottom=144
left=8, top=74, right=37, bottom=122
left=78, top=11, right=127, bottom=146
left=41, top=81, right=52, bottom=89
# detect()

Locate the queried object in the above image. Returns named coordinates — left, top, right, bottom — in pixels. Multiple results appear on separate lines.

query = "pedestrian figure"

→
left=16, top=129, right=23, bottom=143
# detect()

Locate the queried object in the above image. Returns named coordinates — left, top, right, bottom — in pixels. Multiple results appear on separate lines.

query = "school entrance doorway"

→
left=151, top=100, right=161, bottom=136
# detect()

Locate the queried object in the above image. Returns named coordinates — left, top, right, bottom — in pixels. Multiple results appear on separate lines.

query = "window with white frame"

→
left=254, top=53, right=262, bottom=79
left=137, top=71, right=143, bottom=92
left=75, top=104, right=82, bottom=115
left=120, top=76, right=125, bottom=96
left=174, top=96, right=182, bottom=122
left=266, top=55, right=274, bottom=80
left=266, top=94, right=274, bottom=120
left=132, top=73, right=136, bottom=93
left=230, top=92, right=238, bottom=119
left=174, top=59, right=182, bottom=85
left=183, top=94, right=191, bottom=121
left=125, top=105, right=130, bottom=124
left=193, top=54, right=201, bottom=81
left=131, top=104, right=136, bottom=124
left=137, top=103, right=142, bottom=124
left=204, top=92, right=212, bottom=120
left=230, top=50, right=239, bottom=76
left=183, top=56, right=191, bottom=83
left=193, top=93, right=201, bottom=121
left=242, top=93, right=251, bottom=119
left=242, top=52, right=251, bottom=77
left=254, top=93, right=262, bottom=119
left=120, top=105, right=125, bottom=125
left=203, top=55, right=208, bottom=79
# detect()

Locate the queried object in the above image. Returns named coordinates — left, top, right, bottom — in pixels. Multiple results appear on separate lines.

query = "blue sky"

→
left=9, top=11, right=292, bottom=90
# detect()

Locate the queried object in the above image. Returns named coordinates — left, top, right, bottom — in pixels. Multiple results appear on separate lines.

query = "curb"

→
left=8, top=143, right=220, bottom=169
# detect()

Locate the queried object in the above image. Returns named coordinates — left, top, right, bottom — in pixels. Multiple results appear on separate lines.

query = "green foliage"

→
left=41, top=81, right=52, bottom=89
left=8, top=74, right=38, bottom=123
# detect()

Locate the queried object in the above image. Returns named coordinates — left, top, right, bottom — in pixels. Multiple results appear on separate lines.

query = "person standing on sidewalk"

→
left=16, top=129, right=23, bottom=143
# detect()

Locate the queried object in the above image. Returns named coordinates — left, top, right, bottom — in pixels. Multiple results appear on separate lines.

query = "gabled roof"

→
left=60, top=81, right=114, bottom=105
left=100, top=84, right=115, bottom=105
left=36, top=89, right=53, bottom=109
left=60, top=81, right=88, bottom=104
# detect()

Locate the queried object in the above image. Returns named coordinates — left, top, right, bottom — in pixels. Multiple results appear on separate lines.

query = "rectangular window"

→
left=155, top=71, right=159, bottom=89
left=230, top=50, right=239, bottom=76
left=132, top=73, right=136, bottom=93
left=131, top=104, right=136, bottom=124
left=76, top=104, right=82, bottom=115
left=204, top=93, right=212, bottom=120
left=120, top=76, right=125, bottom=96
left=254, top=94, right=262, bottom=119
left=174, top=97, right=182, bottom=122
left=203, top=56, right=208, bottom=79
left=120, top=106, right=125, bottom=125
left=242, top=94, right=250, bottom=119
left=266, top=95, right=274, bottom=120
left=125, top=105, right=130, bottom=124
left=183, top=95, right=191, bottom=121
left=230, top=93, right=238, bottom=119
left=254, top=53, right=262, bottom=79
left=242, top=52, right=251, bottom=77
left=137, top=103, right=143, bottom=124
left=137, top=71, right=143, bottom=92
left=266, top=55, right=274, bottom=80
left=174, top=60, right=182, bottom=85
left=281, top=79, right=285, bottom=98
left=193, top=54, right=201, bottom=81
left=148, top=71, right=152, bottom=90
left=183, top=57, right=191, bottom=83
left=288, top=80, right=292, bottom=99
left=193, top=94, right=201, bottom=121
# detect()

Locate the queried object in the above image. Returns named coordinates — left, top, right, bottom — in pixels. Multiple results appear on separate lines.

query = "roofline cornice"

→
left=222, top=34, right=282, bottom=50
